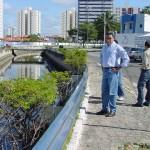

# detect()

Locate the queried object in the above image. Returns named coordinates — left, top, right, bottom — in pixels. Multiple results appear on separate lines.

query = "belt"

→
left=142, top=69, right=150, bottom=71
left=103, top=67, right=118, bottom=69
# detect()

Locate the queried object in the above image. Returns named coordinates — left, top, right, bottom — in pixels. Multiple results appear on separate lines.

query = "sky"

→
left=3, top=0, right=150, bottom=36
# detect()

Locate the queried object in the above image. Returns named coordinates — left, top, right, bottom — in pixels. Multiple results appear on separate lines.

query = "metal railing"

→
left=11, top=45, right=46, bottom=50
left=33, top=69, right=88, bottom=150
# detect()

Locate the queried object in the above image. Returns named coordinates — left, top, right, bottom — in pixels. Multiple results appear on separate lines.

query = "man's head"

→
left=106, top=31, right=115, bottom=45
left=145, top=40, right=150, bottom=49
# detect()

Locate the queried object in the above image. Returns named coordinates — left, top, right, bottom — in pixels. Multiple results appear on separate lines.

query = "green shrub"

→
left=64, top=48, right=87, bottom=75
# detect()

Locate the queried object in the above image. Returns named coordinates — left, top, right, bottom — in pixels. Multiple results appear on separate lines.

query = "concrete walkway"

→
left=67, top=59, right=150, bottom=150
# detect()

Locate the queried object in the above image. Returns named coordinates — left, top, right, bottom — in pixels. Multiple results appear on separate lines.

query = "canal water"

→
left=0, top=55, right=56, bottom=80
left=0, top=53, right=65, bottom=149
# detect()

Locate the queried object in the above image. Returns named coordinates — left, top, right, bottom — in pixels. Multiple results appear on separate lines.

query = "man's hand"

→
left=111, top=66, right=122, bottom=72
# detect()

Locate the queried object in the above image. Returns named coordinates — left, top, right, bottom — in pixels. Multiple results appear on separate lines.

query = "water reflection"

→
left=0, top=55, right=55, bottom=80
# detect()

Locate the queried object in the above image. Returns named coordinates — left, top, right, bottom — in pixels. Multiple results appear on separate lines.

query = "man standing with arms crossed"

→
left=132, top=40, right=150, bottom=107
left=96, top=32, right=130, bottom=117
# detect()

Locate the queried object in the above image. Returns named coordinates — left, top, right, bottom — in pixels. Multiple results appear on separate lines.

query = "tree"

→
left=94, top=11, right=120, bottom=41
left=57, top=38, right=69, bottom=43
left=0, top=74, right=57, bottom=149
left=28, top=34, right=40, bottom=42
left=50, top=71, right=71, bottom=104
left=68, top=28, right=77, bottom=42
left=141, top=5, right=150, bottom=14
left=78, top=22, right=98, bottom=46
left=64, top=48, right=87, bottom=75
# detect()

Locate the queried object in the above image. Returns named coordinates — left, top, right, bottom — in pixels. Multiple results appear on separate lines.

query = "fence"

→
left=32, top=69, right=88, bottom=150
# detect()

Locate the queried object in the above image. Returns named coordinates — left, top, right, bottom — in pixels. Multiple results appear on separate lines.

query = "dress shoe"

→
left=132, top=103, right=143, bottom=107
left=96, top=110, right=109, bottom=115
left=143, top=101, right=150, bottom=107
left=105, top=111, right=116, bottom=117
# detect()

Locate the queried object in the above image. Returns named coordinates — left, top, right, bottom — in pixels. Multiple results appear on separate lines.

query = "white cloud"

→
left=51, top=0, right=75, bottom=5
left=41, top=16, right=61, bottom=36
left=3, top=3, right=12, bottom=12
left=4, top=2, right=17, bottom=15
left=3, top=3, right=17, bottom=27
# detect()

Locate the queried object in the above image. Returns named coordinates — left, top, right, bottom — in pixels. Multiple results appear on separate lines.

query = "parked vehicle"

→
left=133, top=48, right=144, bottom=62
left=124, top=47, right=137, bottom=59
left=124, top=47, right=143, bottom=60
left=124, top=47, right=131, bottom=56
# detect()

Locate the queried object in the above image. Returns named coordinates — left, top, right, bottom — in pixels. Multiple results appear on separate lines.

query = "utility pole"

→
left=87, top=7, right=89, bottom=44
left=104, top=12, right=106, bottom=44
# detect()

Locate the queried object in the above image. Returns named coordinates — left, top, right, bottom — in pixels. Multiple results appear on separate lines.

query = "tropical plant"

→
left=141, top=5, right=150, bottom=14
left=78, top=22, right=98, bottom=46
left=94, top=11, right=120, bottom=41
left=68, top=28, right=77, bottom=42
left=50, top=71, right=72, bottom=104
left=64, top=48, right=87, bottom=75
left=0, top=73, right=57, bottom=149
left=58, top=47, right=69, bottom=56
left=28, top=34, right=40, bottom=42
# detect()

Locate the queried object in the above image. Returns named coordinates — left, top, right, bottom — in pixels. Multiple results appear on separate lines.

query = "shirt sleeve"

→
left=118, top=46, right=130, bottom=67
left=100, top=46, right=104, bottom=65
left=142, top=52, right=149, bottom=69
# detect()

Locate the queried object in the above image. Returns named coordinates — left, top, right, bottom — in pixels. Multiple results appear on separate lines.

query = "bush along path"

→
left=0, top=48, right=87, bottom=149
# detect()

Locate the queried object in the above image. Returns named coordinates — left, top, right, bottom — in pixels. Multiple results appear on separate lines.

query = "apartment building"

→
left=17, top=7, right=41, bottom=36
left=78, top=0, right=113, bottom=24
left=113, top=6, right=140, bottom=21
left=61, top=7, right=77, bottom=39
left=4, top=25, right=16, bottom=36
left=0, top=0, right=3, bottom=38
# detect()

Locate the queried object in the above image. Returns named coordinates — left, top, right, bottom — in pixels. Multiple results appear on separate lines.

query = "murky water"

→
left=0, top=55, right=55, bottom=80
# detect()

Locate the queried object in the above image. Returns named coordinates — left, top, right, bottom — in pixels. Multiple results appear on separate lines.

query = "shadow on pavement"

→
left=85, top=111, right=98, bottom=115
left=83, top=123, right=150, bottom=133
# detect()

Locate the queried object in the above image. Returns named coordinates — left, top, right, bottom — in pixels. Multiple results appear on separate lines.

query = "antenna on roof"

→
left=125, top=0, right=130, bottom=8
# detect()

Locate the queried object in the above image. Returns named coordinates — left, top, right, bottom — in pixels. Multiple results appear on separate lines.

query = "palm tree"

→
left=141, top=5, right=150, bottom=14
left=94, top=11, right=120, bottom=41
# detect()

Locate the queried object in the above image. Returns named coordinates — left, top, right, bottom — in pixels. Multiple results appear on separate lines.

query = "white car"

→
left=133, top=48, right=144, bottom=62
left=124, top=47, right=139, bottom=59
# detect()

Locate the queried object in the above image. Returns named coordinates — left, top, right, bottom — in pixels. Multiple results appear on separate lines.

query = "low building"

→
left=121, top=14, right=150, bottom=34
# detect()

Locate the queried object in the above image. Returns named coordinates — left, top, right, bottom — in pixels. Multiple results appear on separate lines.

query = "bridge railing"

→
left=11, top=45, right=46, bottom=50
left=32, top=68, right=88, bottom=150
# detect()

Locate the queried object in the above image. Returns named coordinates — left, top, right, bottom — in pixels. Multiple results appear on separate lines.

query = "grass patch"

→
left=62, top=96, right=85, bottom=150
left=61, top=109, right=80, bottom=150
left=118, top=143, right=150, bottom=150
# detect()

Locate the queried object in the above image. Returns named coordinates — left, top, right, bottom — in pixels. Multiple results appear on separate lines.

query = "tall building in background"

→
left=17, top=7, right=41, bottom=36
left=4, top=25, right=16, bottom=36
left=113, top=7, right=140, bottom=21
left=61, top=7, right=77, bottom=39
left=78, top=0, right=113, bottom=24
left=0, top=0, right=3, bottom=38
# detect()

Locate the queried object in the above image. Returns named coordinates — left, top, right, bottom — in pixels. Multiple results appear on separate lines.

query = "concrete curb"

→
left=66, top=85, right=90, bottom=150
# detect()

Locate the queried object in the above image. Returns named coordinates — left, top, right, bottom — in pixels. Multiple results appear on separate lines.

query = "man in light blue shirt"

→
left=96, top=32, right=130, bottom=117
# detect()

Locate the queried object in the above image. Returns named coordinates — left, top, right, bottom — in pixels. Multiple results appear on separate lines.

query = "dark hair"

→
left=145, top=40, right=150, bottom=48
left=114, top=40, right=118, bottom=44
left=106, top=31, right=115, bottom=39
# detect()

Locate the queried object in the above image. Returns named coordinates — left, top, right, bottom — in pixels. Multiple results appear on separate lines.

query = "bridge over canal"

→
left=11, top=45, right=47, bottom=51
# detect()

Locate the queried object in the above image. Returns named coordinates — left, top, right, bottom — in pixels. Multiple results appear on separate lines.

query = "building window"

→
left=140, top=24, right=142, bottom=28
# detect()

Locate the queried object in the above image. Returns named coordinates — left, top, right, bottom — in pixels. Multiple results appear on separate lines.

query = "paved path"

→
left=67, top=60, right=150, bottom=150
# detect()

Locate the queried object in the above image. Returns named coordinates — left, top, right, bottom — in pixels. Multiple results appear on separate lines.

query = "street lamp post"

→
left=104, top=12, right=106, bottom=44
left=87, top=7, right=90, bottom=44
